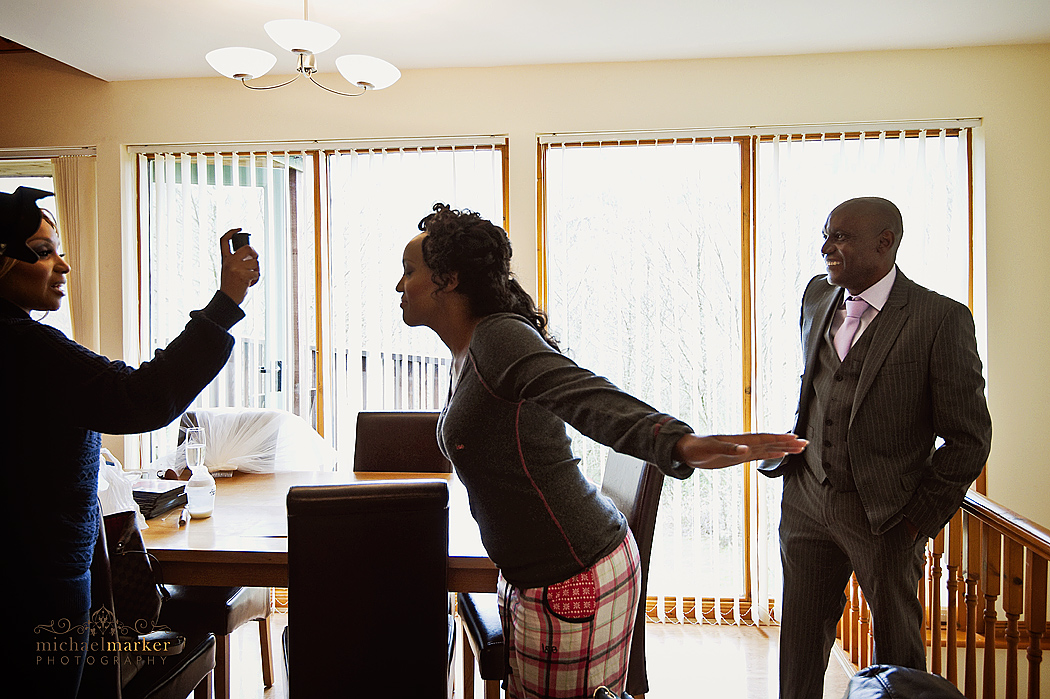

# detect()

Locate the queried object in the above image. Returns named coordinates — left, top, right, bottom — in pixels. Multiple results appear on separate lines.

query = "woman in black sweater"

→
left=0, top=186, right=260, bottom=697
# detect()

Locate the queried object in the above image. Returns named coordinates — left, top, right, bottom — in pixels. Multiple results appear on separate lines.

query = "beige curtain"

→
left=52, top=155, right=99, bottom=351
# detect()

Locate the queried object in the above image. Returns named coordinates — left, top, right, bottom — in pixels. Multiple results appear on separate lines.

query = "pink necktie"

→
left=834, top=296, right=869, bottom=360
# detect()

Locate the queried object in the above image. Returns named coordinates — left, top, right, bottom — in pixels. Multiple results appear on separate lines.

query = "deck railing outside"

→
left=838, top=491, right=1050, bottom=698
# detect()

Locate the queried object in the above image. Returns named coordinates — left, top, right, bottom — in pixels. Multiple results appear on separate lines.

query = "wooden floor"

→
left=228, top=612, right=853, bottom=699
left=641, top=622, right=853, bottom=699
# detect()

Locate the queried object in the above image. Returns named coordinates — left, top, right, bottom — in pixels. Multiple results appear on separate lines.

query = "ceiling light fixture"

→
left=205, top=0, right=400, bottom=96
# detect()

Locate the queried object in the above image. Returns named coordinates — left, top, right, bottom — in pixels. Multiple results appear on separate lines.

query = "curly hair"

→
left=417, top=203, right=559, bottom=350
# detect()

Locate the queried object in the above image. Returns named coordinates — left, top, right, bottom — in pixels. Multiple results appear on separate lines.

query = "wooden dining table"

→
left=141, top=470, right=498, bottom=593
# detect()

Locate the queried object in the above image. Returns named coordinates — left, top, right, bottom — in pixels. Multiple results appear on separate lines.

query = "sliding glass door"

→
left=138, top=151, right=310, bottom=462
left=324, top=145, right=506, bottom=455
left=541, top=125, right=975, bottom=622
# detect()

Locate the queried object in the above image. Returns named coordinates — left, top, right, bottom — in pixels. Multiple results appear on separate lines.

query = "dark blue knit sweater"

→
left=0, top=292, right=243, bottom=627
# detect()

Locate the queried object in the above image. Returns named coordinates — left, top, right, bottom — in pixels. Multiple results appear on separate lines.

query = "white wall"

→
left=2, top=43, right=1048, bottom=526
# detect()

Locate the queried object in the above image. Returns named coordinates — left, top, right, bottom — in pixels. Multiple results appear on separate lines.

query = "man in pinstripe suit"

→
left=759, top=197, right=992, bottom=699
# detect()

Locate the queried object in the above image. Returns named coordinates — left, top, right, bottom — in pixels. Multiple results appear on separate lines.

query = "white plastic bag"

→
left=97, top=447, right=148, bottom=528
left=149, top=408, right=337, bottom=475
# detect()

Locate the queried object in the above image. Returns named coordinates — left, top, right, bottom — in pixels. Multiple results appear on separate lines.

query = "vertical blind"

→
left=543, top=136, right=749, bottom=624
left=138, top=150, right=311, bottom=463
left=323, top=144, right=506, bottom=457
left=752, top=127, right=972, bottom=624
left=135, top=140, right=506, bottom=466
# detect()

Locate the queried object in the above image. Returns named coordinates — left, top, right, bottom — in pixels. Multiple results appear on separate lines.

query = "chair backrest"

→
left=601, top=451, right=664, bottom=554
left=600, top=451, right=665, bottom=696
left=353, top=411, right=452, bottom=473
left=286, top=480, right=451, bottom=696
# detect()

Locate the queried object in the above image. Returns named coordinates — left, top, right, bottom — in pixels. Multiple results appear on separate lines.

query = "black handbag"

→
left=103, top=509, right=169, bottom=635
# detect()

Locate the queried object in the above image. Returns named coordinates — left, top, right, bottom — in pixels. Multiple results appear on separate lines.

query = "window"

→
left=543, top=138, right=748, bottom=611
left=135, top=140, right=506, bottom=465
left=137, top=151, right=311, bottom=462
left=541, top=124, right=976, bottom=622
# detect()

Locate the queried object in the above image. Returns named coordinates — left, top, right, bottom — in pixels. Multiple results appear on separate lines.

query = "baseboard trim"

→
left=830, top=641, right=857, bottom=680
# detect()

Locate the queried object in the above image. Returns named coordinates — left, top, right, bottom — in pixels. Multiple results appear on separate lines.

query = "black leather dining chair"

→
left=458, top=588, right=505, bottom=699
left=352, top=410, right=459, bottom=687
left=353, top=411, right=452, bottom=473
left=158, top=585, right=272, bottom=699
left=599, top=452, right=666, bottom=697
left=457, top=451, right=665, bottom=698
left=285, top=479, right=455, bottom=697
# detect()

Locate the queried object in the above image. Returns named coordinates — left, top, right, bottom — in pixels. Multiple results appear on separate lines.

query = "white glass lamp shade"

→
left=264, top=19, right=340, bottom=54
left=206, top=47, right=277, bottom=80
left=335, top=54, right=401, bottom=90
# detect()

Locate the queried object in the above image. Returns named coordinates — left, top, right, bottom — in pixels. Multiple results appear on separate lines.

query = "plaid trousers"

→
left=498, top=531, right=641, bottom=699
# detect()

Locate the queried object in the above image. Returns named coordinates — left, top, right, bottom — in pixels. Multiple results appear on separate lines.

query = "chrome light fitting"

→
left=205, top=0, right=400, bottom=96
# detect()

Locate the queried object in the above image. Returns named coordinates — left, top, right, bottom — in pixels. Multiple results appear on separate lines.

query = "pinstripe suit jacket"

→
left=759, top=269, right=992, bottom=537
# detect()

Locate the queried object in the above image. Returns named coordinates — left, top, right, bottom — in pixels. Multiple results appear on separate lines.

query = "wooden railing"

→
left=358, top=349, right=449, bottom=412
left=838, top=491, right=1050, bottom=698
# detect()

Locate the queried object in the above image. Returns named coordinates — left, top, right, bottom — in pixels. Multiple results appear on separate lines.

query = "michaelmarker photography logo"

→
left=33, top=606, right=183, bottom=668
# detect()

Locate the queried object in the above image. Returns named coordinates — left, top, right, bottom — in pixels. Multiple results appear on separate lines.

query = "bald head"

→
left=820, top=196, right=903, bottom=294
left=832, top=197, right=904, bottom=257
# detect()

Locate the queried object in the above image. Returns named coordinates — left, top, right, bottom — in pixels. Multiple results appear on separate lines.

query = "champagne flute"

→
left=185, top=426, right=206, bottom=472
left=184, top=426, right=215, bottom=518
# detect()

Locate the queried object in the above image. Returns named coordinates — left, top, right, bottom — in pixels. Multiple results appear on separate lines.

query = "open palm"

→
left=675, top=433, right=807, bottom=470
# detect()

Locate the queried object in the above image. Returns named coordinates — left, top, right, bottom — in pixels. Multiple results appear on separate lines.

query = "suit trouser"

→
left=778, top=464, right=927, bottom=699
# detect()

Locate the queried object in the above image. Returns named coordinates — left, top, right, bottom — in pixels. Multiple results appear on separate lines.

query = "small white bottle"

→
left=186, top=465, right=216, bottom=519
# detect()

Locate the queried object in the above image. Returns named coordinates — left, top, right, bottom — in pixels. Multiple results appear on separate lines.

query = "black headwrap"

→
left=0, top=186, right=54, bottom=263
